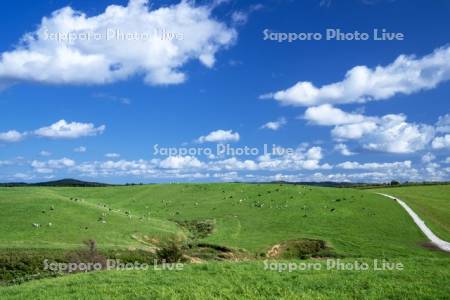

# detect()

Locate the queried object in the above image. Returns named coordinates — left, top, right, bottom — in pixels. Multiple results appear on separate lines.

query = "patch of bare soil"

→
left=185, top=243, right=249, bottom=261
left=421, top=242, right=450, bottom=254
left=267, top=244, right=281, bottom=258
left=266, top=239, right=337, bottom=259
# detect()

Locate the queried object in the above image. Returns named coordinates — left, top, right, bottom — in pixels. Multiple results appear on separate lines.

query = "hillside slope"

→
left=17, top=183, right=444, bottom=258
left=0, top=187, right=181, bottom=249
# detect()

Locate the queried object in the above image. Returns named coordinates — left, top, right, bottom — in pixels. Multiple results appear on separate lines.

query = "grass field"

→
left=1, top=258, right=450, bottom=300
left=0, top=184, right=441, bottom=257
left=0, top=184, right=449, bottom=299
left=372, top=185, right=450, bottom=242
left=0, top=187, right=180, bottom=249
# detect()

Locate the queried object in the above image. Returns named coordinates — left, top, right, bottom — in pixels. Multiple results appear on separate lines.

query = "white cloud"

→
left=69, top=144, right=331, bottom=179
left=421, top=152, right=435, bottom=163
left=31, top=158, right=75, bottom=173
left=92, top=159, right=155, bottom=176
left=360, top=114, right=435, bottom=154
left=13, top=173, right=34, bottom=180
left=436, top=114, right=450, bottom=133
left=334, top=143, right=356, bottom=156
left=261, top=45, right=450, bottom=106
left=260, top=117, right=286, bottom=130
left=74, top=146, right=87, bottom=153
left=35, top=120, right=105, bottom=139
left=337, top=160, right=411, bottom=170
left=39, top=150, right=52, bottom=156
left=331, top=121, right=378, bottom=139
left=0, top=130, right=25, bottom=142
left=0, top=0, right=236, bottom=87
left=159, top=156, right=203, bottom=169
left=306, top=146, right=323, bottom=160
left=422, top=161, right=447, bottom=181
left=210, top=157, right=259, bottom=171
left=309, top=169, right=420, bottom=183
left=19, top=150, right=448, bottom=182
left=93, top=93, right=131, bottom=105
left=239, top=160, right=424, bottom=183
left=306, top=159, right=420, bottom=183
left=197, top=129, right=240, bottom=143
left=204, top=146, right=330, bottom=172
left=304, top=104, right=366, bottom=125
left=230, top=4, right=263, bottom=26
left=432, top=134, right=450, bottom=149
left=105, top=153, right=120, bottom=158
left=256, top=146, right=331, bottom=171
left=0, top=160, right=12, bottom=166
left=231, top=11, right=248, bottom=25
left=311, top=107, right=436, bottom=154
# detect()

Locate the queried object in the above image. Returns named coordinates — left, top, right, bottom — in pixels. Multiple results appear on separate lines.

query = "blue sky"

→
left=0, top=0, right=449, bottom=183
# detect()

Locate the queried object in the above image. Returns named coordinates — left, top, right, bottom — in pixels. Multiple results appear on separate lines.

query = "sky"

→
left=0, top=0, right=449, bottom=183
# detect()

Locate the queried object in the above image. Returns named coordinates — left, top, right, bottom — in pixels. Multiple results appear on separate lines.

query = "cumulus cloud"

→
left=260, top=117, right=286, bottom=130
left=31, top=158, right=75, bottom=173
left=35, top=120, right=105, bottom=139
left=337, top=160, right=411, bottom=170
left=436, top=114, right=450, bottom=133
left=0, top=160, right=12, bottom=166
left=432, top=134, right=450, bottom=149
left=304, top=159, right=421, bottom=183
left=0, top=130, right=25, bottom=142
left=334, top=143, right=356, bottom=156
left=261, top=45, right=450, bottom=106
left=210, top=157, right=259, bottom=171
left=308, top=169, right=421, bottom=183
left=39, top=150, right=52, bottom=156
left=358, top=114, right=435, bottom=154
left=64, top=145, right=331, bottom=180
left=159, top=155, right=203, bottom=169
left=12, top=151, right=448, bottom=183
left=0, top=0, right=236, bottom=87
left=158, top=145, right=327, bottom=173
left=256, top=146, right=331, bottom=171
left=197, top=129, right=240, bottom=143
left=105, top=153, right=120, bottom=158
left=331, top=120, right=378, bottom=140
left=240, top=159, right=424, bottom=183
left=421, top=152, right=436, bottom=163
left=304, top=104, right=366, bottom=125
left=305, top=105, right=435, bottom=154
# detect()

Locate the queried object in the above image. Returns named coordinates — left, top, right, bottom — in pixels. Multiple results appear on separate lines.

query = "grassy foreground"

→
left=1, top=258, right=449, bottom=300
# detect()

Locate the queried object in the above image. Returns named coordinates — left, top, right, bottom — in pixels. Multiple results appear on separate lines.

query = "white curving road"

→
left=376, top=193, right=450, bottom=252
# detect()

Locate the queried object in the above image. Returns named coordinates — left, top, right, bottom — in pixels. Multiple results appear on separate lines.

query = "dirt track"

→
left=377, top=193, right=450, bottom=252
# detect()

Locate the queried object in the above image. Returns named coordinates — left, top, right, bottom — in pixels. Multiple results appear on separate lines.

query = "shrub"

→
left=156, top=241, right=184, bottom=263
